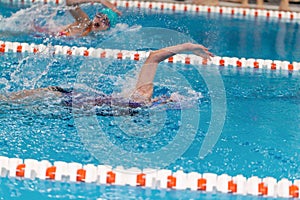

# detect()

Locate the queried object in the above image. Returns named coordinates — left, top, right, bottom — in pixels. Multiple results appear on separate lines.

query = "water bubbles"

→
left=0, top=78, right=10, bottom=91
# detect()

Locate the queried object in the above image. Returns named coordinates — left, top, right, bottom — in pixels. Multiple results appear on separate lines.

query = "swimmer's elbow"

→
left=148, top=51, right=157, bottom=60
left=147, top=51, right=164, bottom=63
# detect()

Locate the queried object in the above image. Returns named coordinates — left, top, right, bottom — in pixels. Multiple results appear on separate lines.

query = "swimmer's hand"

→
left=189, top=43, right=214, bottom=60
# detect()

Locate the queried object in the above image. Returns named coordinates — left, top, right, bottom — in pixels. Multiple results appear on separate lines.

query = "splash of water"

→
left=0, top=4, right=67, bottom=33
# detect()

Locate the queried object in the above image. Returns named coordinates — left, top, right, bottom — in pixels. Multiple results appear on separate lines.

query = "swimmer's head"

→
left=92, top=8, right=118, bottom=31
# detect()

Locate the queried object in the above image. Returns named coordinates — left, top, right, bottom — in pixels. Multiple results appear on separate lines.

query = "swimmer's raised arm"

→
left=131, top=43, right=214, bottom=103
left=68, top=6, right=90, bottom=23
left=66, top=0, right=122, bottom=16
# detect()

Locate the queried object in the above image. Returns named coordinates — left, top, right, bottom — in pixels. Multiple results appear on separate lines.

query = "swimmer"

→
left=35, top=0, right=122, bottom=37
left=0, top=43, right=213, bottom=112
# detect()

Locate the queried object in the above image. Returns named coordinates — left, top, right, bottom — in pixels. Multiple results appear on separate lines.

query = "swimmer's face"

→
left=92, top=13, right=110, bottom=32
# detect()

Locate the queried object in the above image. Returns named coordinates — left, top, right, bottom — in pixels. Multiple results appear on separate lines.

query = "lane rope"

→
left=1, top=0, right=300, bottom=22
left=0, top=156, right=299, bottom=198
left=0, top=40, right=299, bottom=72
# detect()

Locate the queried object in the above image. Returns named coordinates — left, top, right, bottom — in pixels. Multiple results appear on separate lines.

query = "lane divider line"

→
left=0, top=156, right=299, bottom=198
left=1, top=0, right=300, bottom=22
left=0, top=40, right=299, bottom=71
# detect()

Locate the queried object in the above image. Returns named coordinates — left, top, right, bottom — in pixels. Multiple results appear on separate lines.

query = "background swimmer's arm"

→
left=67, top=5, right=90, bottom=23
left=131, top=43, right=213, bottom=102
left=66, top=0, right=122, bottom=16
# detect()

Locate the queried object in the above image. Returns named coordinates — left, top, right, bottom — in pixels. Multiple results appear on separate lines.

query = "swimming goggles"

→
left=94, top=13, right=110, bottom=27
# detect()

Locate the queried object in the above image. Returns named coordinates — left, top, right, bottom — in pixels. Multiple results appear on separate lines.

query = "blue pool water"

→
left=0, top=177, right=280, bottom=200
left=0, top=2, right=300, bottom=200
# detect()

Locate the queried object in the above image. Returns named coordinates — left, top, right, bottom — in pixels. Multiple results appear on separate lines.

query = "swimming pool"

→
left=0, top=1, right=300, bottom=199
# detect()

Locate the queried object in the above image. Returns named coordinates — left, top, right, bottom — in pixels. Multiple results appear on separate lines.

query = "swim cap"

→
left=100, top=8, right=118, bottom=28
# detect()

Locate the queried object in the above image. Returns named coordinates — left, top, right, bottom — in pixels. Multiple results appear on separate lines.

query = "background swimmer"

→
left=35, top=0, right=122, bottom=37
